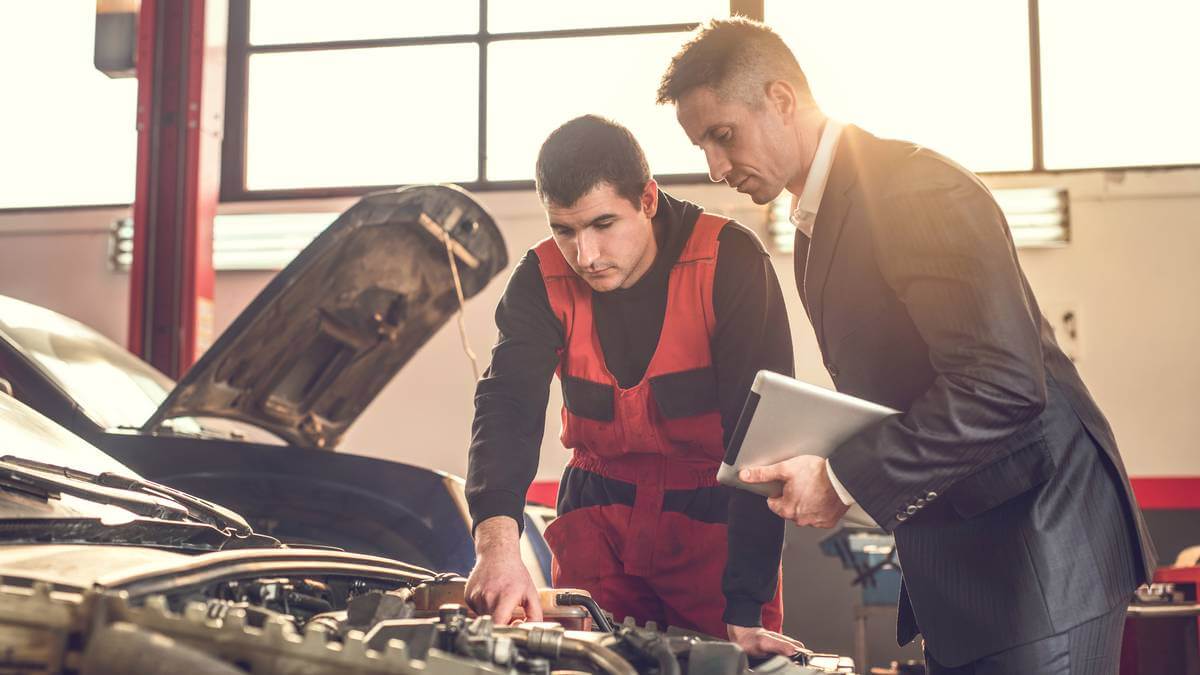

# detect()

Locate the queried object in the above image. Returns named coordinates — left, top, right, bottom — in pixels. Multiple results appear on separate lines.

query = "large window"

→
left=767, top=1, right=1034, bottom=173
left=1038, top=0, right=1200, bottom=170
left=249, top=0, right=479, bottom=44
left=765, top=0, right=1200, bottom=175
left=0, top=2, right=137, bottom=209
left=245, top=44, right=480, bottom=190
left=3, top=2, right=1198, bottom=210
left=486, top=33, right=701, bottom=180
left=224, top=0, right=727, bottom=199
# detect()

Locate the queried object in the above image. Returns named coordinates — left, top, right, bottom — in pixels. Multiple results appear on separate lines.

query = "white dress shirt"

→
left=788, top=119, right=856, bottom=508
left=789, top=118, right=844, bottom=238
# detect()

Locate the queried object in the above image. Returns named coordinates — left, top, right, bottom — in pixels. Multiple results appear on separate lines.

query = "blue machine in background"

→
left=819, top=526, right=902, bottom=607
left=820, top=526, right=914, bottom=673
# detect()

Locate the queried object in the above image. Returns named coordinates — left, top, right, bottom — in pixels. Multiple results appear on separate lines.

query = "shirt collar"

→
left=789, top=119, right=844, bottom=238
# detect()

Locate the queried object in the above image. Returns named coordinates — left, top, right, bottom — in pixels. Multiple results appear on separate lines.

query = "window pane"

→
left=487, top=34, right=700, bottom=181
left=488, top=0, right=726, bottom=33
left=1040, top=0, right=1200, bottom=169
left=250, top=0, right=478, bottom=45
left=245, top=45, right=479, bottom=190
left=766, top=1, right=1033, bottom=173
left=0, top=2, right=136, bottom=208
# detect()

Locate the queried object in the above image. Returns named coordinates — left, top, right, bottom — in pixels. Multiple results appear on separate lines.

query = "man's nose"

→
left=706, top=149, right=732, bottom=183
left=576, top=229, right=600, bottom=268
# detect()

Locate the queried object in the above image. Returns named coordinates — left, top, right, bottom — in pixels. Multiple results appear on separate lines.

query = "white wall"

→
left=1, top=169, right=1198, bottom=480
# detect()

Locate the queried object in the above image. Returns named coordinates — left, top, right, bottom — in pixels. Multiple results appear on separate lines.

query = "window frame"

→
left=220, top=0, right=1199, bottom=204
left=2, top=0, right=1195, bottom=213
left=219, top=0, right=750, bottom=202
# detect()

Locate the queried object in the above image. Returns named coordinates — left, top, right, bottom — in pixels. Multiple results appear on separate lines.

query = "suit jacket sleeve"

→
left=828, top=156, right=1049, bottom=531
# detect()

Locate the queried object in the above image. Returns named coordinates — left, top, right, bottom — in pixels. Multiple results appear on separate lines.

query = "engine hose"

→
left=647, top=638, right=680, bottom=675
left=81, top=622, right=246, bottom=675
left=555, top=592, right=615, bottom=632
left=617, top=628, right=680, bottom=675
left=494, top=626, right=637, bottom=675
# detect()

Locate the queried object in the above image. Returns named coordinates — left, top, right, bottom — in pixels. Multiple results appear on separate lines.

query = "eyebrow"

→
left=550, top=213, right=617, bottom=230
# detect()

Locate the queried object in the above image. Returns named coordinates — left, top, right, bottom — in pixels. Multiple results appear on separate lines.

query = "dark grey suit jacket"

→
left=798, top=126, right=1157, bottom=667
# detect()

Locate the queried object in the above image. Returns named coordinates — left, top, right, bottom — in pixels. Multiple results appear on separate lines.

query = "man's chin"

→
left=732, top=182, right=780, bottom=205
left=748, top=186, right=783, bottom=205
left=585, top=277, right=623, bottom=292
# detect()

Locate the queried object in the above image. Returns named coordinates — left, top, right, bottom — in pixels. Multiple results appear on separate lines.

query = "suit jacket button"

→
left=906, top=505, right=918, bottom=515
left=926, top=491, right=938, bottom=501
left=896, top=512, right=909, bottom=522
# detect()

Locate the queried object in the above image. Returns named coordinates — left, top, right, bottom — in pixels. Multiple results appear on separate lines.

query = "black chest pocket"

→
left=562, top=375, right=614, bottom=422
left=649, top=367, right=719, bottom=419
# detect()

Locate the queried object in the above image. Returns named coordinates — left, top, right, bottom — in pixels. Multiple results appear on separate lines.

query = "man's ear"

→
left=764, top=80, right=798, bottom=120
left=641, top=179, right=659, bottom=218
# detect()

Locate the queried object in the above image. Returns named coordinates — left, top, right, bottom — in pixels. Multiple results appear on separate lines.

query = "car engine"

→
left=0, top=573, right=853, bottom=674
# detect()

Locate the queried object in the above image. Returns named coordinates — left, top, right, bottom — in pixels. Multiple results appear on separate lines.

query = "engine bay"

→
left=0, top=568, right=854, bottom=674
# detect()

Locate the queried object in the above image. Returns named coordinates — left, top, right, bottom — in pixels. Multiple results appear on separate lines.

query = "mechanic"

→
left=463, top=114, right=801, bottom=658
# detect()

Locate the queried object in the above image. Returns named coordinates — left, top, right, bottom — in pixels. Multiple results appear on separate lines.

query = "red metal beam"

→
left=527, top=479, right=559, bottom=508
left=531, top=476, right=1200, bottom=511
left=1130, top=477, right=1200, bottom=510
left=129, top=0, right=225, bottom=378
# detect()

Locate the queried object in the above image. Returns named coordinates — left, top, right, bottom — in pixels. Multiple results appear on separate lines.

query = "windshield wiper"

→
left=0, top=459, right=188, bottom=522
left=0, top=518, right=280, bottom=551
left=0, top=456, right=252, bottom=536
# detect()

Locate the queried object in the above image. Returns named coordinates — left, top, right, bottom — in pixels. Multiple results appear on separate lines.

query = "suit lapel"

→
left=803, top=131, right=857, bottom=349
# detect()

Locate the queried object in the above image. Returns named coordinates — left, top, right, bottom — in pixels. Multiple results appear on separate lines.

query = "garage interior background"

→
left=1, top=0, right=1198, bottom=666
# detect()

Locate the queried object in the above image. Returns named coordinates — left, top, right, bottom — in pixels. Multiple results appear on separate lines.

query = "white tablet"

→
left=718, top=370, right=896, bottom=528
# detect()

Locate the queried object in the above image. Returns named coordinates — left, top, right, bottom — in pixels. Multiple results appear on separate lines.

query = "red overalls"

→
left=536, top=213, right=784, bottom=637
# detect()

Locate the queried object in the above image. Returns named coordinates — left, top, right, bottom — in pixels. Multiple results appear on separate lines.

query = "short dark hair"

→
left=535, top=115, right=650, bottom=209
left=657, top=17, right=813, bottom=108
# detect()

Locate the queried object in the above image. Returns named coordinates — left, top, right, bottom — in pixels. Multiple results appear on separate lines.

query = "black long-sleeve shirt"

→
left=466, top=190, right=793, bottom=626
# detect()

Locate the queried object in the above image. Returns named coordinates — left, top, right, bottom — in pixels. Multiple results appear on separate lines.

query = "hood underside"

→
left=144, top=185, right=507, bottom=449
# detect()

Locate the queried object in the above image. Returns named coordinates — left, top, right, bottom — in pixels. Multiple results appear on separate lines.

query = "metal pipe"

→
left=494, top=626, right=637, bottom=675
left=555, top=592, right=615, bottom=633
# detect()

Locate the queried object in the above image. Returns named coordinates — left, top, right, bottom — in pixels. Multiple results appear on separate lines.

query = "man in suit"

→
left=658, top=18, right=1157, bottom=674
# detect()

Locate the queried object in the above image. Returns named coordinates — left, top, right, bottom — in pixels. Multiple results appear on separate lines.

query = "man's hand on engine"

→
left=727, top=624, right=806, bottom=659
left=466, top=516, right=544, bottom=625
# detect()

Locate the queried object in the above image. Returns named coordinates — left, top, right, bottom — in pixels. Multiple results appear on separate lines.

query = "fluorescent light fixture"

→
left=992, top=188, right=1071, bottom=248
left=109, top=212, right=339, bottom=272
left=765, top=187, right=1069, bottom=253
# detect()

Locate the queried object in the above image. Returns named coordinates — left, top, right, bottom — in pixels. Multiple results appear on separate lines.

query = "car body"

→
left=0, top=185, right=556, bottom=581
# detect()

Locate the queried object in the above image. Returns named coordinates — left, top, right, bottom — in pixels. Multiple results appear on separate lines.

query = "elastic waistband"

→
left=568, top=452, right=720, bottom=489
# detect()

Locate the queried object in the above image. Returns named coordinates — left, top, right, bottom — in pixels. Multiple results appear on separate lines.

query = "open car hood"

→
left=143, top=185, right=506, bottom=449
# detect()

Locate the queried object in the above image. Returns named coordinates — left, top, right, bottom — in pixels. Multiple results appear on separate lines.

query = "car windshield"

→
left=0, top=295, right=172, bottom=430
left=0, top=391, right=144, bottom=521
left=0, top=295, right=277, bottom=442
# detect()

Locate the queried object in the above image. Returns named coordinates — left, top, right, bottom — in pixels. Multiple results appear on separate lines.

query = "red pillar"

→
left=128, top=0, right=225, bottom=378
